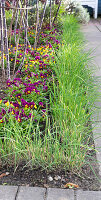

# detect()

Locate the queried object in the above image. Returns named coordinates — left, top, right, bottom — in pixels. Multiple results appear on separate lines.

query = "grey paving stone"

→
left=76, top=190, right=101, bottom=200
left=46, top=188, right=74, bottom=200
left=92, top=109, right=101, bottom=122
left=17, top=186, right=46, bottom=200
left=82, top=20, right=101, bottom=180
left=92, top=123, right=101, bottom=176
left=0, top=185, right=18, bottom=200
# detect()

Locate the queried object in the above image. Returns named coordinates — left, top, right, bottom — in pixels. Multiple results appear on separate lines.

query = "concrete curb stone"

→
left=0, top=185, right=18, bottom=200
left=76, top=189, right=101, bottom=200
left=16, top=186, right=46, bottom=200
left=46, top=188, right=74, bottom=200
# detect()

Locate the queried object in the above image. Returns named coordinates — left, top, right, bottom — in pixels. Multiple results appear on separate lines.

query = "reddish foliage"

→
left=5, top=1, right=10, bottom=10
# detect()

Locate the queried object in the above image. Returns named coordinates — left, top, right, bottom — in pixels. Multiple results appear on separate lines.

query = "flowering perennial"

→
left=0, top=25, right=61, bottom=126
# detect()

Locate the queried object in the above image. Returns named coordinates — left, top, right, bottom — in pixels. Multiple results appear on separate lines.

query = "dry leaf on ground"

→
left=64, top=182, right=79, bottom=188
left=0, top=172, right=9, bottom=179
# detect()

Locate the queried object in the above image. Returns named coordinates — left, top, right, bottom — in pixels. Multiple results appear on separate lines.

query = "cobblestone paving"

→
left=0, top=186, right=101, bottom=200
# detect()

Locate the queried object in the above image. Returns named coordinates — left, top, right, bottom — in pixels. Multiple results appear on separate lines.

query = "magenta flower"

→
left=13, top=102, right=20, bottom=109
left=39, top=60, right=44, bottom=63
left=42, top=54, right=49, bottom=58
left=16, top=60, right=20, bottom=64
left=8, top=107, right=13, bottom=113
left=15, top=115, right=22, bottom=123
left=21, top=98, right=29, bottom=108
left=31, top=51, right=35, bottom=57
left=18, top=53, right=22, bottom=58
left=40, top=72, right=44, bottom=79
left=6, top=80, right=12, bottom=87
left=39, top=102, right=44, bottom=107
left=24, top=87, right=32, bottom=95
left=13, top=78, right=22, bottom=83
left=16, top=70, right=22, bottom=75
left=1, top=108, right=6, bottom=116
left=35, top=90, right=40, bottom=95
left=35, top=56, right=40, bottom=60
left=29, top=102, right=35, bottom=109
left=16, top=93, right=22, bottom=99
left=48, top=43, right=52, bottom=48
left=12, top=90, right=17, bottom=94
left=15, top=111, right=19, bottom=116
left=20, top=109, right=27, bottom=118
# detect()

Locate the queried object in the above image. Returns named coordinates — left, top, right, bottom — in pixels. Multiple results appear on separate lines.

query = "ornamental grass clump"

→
left=49, top=15, right=95, bottom=170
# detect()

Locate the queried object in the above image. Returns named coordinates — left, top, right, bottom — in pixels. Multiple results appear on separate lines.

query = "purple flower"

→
left=6, top=79, right=12, bottom=87
left=15, top=115, right=22, bottom=122
left=48, top=43, right=52, bottom=48
left=40, top=72, right=44, bottom=79
left=44, top=73, right=48, bottom=78
left=35, top=56, right=40, bottom=60
left=16, top=93, right=22, bottom=99
left=39, top=102, right=44, bottom=107
left=42, top=54, right=49, bottom=58
left=16, top=70, right=22, bottom=75
left=13, top=102, right=20, bottom=109
left=8, top=107, right=13, bottom=113
left=35, top=90, right=40, bottom=95
left=31, top=51, right=35, bottom=57
left=39, top=60, right=44, bottom=63
left=28, top=113, right=32, bottom=118
left=12, top=90, right=17, bottom=94
left=29, top=102, right=35, bottom=109
left=15, top=111, right=19, bottom=116
left=13, top=78, right=22, bottom=83
left=56, top=39, right=60, bottom=44
left=18, top=53, right=22, bottom=58
left=21, top=98, right=29, bottom=108
left=24, top=87, right=32, bottom=95
left=1, top=108, right=6, bottom=116
left=16, top=60, right=20, bottom=64
left=23, top=83, right=28, bottom=87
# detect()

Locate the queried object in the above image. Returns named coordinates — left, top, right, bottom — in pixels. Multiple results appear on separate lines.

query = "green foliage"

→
left=49, top=15, right=96, bottom=170
left=5, top=10, right=12, bottom=27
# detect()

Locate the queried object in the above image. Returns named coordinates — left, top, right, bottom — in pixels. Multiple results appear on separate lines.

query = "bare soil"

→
left=0, top=145, right=101, bottom=190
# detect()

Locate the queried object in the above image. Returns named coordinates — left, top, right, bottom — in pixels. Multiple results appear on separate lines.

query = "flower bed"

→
left=0, top=15, right=96, bottom=174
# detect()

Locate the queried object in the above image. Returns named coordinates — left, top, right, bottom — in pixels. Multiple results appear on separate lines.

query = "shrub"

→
left=63, top=0, right=90, bottom=23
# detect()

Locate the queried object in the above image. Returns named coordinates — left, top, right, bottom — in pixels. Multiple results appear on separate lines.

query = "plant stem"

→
left=0, top=2, right=5, bottom=80
left=34, top=0, right=39, bottom=49
left=52, top=0, right=62, bottom=25
left=2, top=0, right=10, bottom=79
